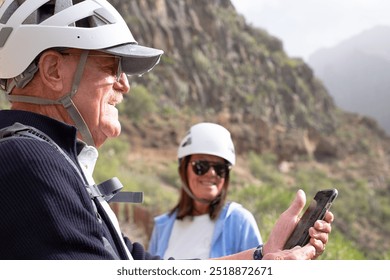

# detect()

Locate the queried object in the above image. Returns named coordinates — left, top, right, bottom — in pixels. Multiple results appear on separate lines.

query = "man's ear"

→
left=38, top=50, right=64, bottom=91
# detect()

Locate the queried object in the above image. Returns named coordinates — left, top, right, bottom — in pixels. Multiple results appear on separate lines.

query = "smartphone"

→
left=283, top=188, right=338, bottom=250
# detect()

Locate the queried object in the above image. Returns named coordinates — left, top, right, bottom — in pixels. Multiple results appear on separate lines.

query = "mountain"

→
left=308, top=25, right=390, bottom=134
left=102, top=0, right=390, bottom=259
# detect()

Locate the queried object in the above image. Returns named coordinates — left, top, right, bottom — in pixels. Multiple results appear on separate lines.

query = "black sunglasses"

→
left=191, top=160, right=231, bottom=178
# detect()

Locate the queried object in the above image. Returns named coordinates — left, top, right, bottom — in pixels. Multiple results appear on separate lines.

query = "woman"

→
left=148, top=122, right=262, bottom=259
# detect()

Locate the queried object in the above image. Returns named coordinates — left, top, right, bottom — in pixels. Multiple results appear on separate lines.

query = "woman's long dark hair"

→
left=169, top=155, right=230, bottom=220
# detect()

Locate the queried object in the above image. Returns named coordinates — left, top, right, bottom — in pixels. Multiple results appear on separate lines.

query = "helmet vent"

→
left=181, top=137, right=192, bottom=148
left=23, top=0, right=73, bottom=25
left=0, top=1, right=18, bottom=24
left=54, top=0, right=73, bottom=14
left=0, top=26, right=12, bottom=47
left=23, top=5, right=52, bottom=24
left=93, top=7, right=117, bottom=24
left=74, top=8, right=115, bottom=28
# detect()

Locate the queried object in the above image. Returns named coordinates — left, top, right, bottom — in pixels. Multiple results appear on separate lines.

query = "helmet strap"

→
left=58, top=50, right=95, bottom=146
left=6, top=50, right=95, bottom=146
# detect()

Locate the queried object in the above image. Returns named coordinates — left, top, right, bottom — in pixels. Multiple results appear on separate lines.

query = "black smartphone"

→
left=283, top=188, right=338, bottom=250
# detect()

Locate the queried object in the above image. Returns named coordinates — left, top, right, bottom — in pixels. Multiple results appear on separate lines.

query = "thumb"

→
left=285, top=189, right=306, bottom=218
left=264, top=189, right=307, bottom=253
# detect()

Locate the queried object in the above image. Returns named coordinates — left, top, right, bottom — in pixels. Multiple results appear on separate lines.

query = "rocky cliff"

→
left=111, top=0, right=389, bottom=167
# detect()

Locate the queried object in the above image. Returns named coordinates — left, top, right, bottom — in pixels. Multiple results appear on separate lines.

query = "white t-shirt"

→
left=164, top=214, right=215, bottom=259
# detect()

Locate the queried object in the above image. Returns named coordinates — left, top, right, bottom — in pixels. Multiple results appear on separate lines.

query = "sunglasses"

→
left=191, top=160, right=231, bottom=178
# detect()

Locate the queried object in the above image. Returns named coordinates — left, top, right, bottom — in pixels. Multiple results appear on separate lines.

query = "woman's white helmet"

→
left=0, top=0, right=163, bottom=80
left=178, top=122, right=236, bottom=166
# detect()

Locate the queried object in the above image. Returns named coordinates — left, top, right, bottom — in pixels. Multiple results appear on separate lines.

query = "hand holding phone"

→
left=283, top=188, right=338, bottom=250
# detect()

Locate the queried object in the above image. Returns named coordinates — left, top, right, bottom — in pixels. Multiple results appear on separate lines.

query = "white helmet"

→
left=0, top=0, right=163, bottom=79
left=178, top=122, right=236, bottom=166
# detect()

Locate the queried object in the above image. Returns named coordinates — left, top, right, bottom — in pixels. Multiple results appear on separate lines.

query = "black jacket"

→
left=0, top=109, right=160, bottom=260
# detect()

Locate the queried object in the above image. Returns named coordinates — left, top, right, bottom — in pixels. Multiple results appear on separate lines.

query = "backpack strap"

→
left=0, top=122, right=143, bottom=203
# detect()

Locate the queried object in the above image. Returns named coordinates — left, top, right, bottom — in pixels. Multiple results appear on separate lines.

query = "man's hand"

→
left=263, top=189, right=334, bottom=260
left=263, top=244, right=316, bottom=260
left=263, top=189, right=306, bottom=255
left=213, top=189, right=335, bottom=261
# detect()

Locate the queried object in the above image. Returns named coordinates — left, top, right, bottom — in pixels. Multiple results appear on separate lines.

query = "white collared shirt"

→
left=77, top=145, right=133, bottom=260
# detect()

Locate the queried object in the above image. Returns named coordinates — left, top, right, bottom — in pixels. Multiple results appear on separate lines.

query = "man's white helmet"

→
left=0, top=0, right=163, bottom=79
left=178, top=122, right=236, bottom=166
left=0, top=0, right=164, bottom=147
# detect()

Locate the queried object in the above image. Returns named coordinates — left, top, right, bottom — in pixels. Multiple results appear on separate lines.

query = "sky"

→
left=231, top=0, right=390, bottom=61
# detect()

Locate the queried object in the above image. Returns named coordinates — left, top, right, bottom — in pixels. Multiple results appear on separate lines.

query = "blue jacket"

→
left=0, top=110, right=159, bottom=260
left=149, top=201, right=262, bottom=259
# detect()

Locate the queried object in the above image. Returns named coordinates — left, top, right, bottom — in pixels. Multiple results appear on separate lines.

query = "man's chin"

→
left=102, top=122, right=121, bottom=139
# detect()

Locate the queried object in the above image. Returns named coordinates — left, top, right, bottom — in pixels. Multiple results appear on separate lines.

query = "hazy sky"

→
left=231, top=0, right=390, bottom=61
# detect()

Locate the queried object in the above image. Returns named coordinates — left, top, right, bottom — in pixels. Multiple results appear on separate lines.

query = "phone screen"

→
left=283, top=189, right=338, bottom=250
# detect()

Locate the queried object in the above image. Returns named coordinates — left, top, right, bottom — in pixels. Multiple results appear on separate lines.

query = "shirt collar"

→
left=77, top=143, right=99, bottom=185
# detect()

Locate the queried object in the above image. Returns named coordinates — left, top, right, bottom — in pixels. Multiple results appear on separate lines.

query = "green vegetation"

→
left=93, top=135, right=131, bottom=183
left=94, top=138, right=390, bottom=259
left=227, top=152, right=390, bottom=259
left=118, top=84, right=157, bottom=123
left=94, top=135, right=178, bottom=215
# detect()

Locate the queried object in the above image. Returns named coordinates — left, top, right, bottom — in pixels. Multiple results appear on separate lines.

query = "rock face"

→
left=110, top=0, right=390, bottom=172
